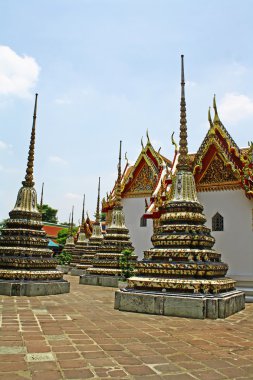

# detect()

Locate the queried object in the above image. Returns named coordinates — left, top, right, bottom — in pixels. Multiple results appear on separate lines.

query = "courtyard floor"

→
left=0, top=275, right=252, bottom=380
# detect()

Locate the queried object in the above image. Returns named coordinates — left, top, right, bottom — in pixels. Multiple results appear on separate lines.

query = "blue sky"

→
left=0, top=0, right=253, bottom=223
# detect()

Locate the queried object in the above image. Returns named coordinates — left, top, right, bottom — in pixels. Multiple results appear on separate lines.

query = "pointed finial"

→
left=146, top=129, right=150, bottom=144
left=81, top=194, right=85, bottom=224
left=141, top=137, right=144, bottom=150
left=115, top=141, right=122, bottom=207
left=171, top=131, right=178, bottom=152
left=40, top=182, right=44, bottom=208
left=22, top=93, right=38, bottom=187
left=95, top=177, right=101, bottom=223
left=158, top=147, right=161, bottom=154
left=176, top=55, right=190, bottom=171
left=213, top=94, right=220, bottom=123
left=70, top=205, right=74, bottom=234
left=208, top=106, right=213, bottom=128
left=125, top=151, right=129, bottom=165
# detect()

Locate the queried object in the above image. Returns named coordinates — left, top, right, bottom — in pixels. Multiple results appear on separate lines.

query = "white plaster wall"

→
left=122, top=198, right=153, bottom=259
left=198, top=190, right=253, bottom=279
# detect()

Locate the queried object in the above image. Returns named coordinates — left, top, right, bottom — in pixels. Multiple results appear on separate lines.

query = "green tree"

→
left=56, top=227, right=78, bottom=246
left=57, top=251, right=72, bottom=265
left=38, top=204, right=58, bottom=223
left=0, top=219, right=7, bottom=234
left=119, top=249, right=136, bottom=279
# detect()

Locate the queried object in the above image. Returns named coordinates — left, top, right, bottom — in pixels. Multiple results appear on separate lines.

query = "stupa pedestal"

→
left=115, top=56, right=244, bottom=318
left=0, top=94, right=69, bottom=296
left=80, top=144, right=136, bottom=288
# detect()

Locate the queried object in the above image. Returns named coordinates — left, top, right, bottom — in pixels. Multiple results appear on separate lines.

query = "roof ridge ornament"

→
left=146, top=129, right=150, bottom=145
left=171, top=131, right=178, bottom=152
left=213, top=94, right=221, bottom=123
left=141, top=136, right=144, bottom=150
left=22, top=93, right=38, bottom=188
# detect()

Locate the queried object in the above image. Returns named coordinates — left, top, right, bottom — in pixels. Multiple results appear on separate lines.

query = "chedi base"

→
left=114, top=289, right=245, bottom=319
left=0, top=279, right=70, bottom=296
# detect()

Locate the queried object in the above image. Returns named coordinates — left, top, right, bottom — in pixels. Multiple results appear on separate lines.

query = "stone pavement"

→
left=0, top=276, right=252, bottom=380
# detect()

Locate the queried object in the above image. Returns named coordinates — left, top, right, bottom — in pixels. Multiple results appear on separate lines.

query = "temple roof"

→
left=102, top=137, right=172, bottom=211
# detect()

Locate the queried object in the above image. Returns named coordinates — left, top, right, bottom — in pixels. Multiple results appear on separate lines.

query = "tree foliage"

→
left=37, top=204, right=58, bottom=223
left=57, top=251, right=72, bottom=265
left=119, top=249, right=135, bottom=279
left=56, top=227, right=78, bottom=246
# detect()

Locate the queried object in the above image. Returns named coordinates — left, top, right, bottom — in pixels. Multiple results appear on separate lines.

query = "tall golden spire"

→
left=82, top=194, right=85, bottom=225
left=176, top=56, right=190, bottom=172
left=22, top=93, right=38, bottom=187
left=115, top=141, right=122, bottom=207
left=95, top=177, right=101, bottom=223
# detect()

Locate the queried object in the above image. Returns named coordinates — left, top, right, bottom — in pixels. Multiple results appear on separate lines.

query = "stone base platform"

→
left=80, top=274, right=123, bottom=288
left=56, top=265, right=70, bottom=274
left=114, top=289, right=245, bottom=319
left=70, top=268, right=86, bottom=276
left=0, top=280, right=70, bottom=296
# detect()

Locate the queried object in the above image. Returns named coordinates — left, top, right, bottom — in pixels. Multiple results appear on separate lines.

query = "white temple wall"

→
left=198, top=190, right=253, bottom=281
left=122, top=198, right=153, bottom=259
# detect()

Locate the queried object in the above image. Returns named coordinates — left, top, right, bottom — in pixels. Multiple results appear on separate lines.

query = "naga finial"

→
left=208, top=106, right=213, bottom=128
left=171, top=131, right=178, bottom=152
left=146, top=129, right=150, bottom=144
left=125, top=151, right=129, bottom=165
left=141, top=136, right=144, bottom=150
left=213, top=94, right=220, bottom=123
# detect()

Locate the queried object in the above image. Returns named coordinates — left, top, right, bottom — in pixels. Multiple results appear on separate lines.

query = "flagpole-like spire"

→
left=95, top=177, right=101, bottom=223
left=22, top=93, right=38, bottom=187
left=176, top=56, right=190, bottom=171
left=70, top=206, right=74, bottom=234
left=115, top=140, right=122, bottom=207
left=40, top=182, right=44, bottom=208
left=81, top=194, right=85, bottom=225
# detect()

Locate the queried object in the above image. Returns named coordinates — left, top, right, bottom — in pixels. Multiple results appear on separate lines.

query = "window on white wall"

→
left=212, top=212, right=224, bottom=231
left=140, top=215, right=147, bottom=227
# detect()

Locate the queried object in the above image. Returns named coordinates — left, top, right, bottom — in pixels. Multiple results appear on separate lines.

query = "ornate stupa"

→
left=115, top=56, right=245, bottom=318
left=63, top=207, right=75, bottom=256
left=77, top=178, right=104, bottom=272
left=0, top=94, right=70, bottom=296
left=83, top=142, right=137, bottom=287
left=70, top=195, right=89, bottom=272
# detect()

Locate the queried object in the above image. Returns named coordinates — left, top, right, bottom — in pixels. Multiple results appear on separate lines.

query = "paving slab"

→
left=0, top=275, right=252, bottom=379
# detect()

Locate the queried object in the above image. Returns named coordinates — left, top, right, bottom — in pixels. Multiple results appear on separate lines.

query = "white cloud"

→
left=64, top=193, right=82, bottom=200
left=54, top=97, right=72, bottom=105
left=0, top=45, right=40, bottom=98
left=219, top=93, right=253, bottom=124
left=0, top=140, right=13, bottom=153
left=48, top=155, right=68, bottom=166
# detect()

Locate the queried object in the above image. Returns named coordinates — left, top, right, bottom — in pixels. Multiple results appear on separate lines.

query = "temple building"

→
left=81, top=142, right=137, bottom=287
left=75, top=180, right=104, bottom=275
left=115, top=56, right=245, bottom=318
left=0, top=94, right=70, bottom=296
left=103, top=99, right=253, bottom=303
left=102, top=136, right=172, bottom=259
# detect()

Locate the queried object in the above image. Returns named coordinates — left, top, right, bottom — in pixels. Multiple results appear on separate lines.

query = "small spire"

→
left=115, top=141, right=122, bottom=207
left=22, top=93, right=38, bottom=187
left=176, top=55, right=190, bottom=171
left=40, top=182, right=44, bottom=208
left=95, top=177, right=101, bottom=223
left=81, top=194, right=85, bottom=224
left=146, top=129, right=150, bottom=144
left=213, top=94, right=220, bottom=123
left=70, top=206, right=74, bottom=234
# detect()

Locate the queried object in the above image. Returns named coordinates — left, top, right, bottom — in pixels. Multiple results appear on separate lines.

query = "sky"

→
left=0, top=0, right=253, bottom=223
